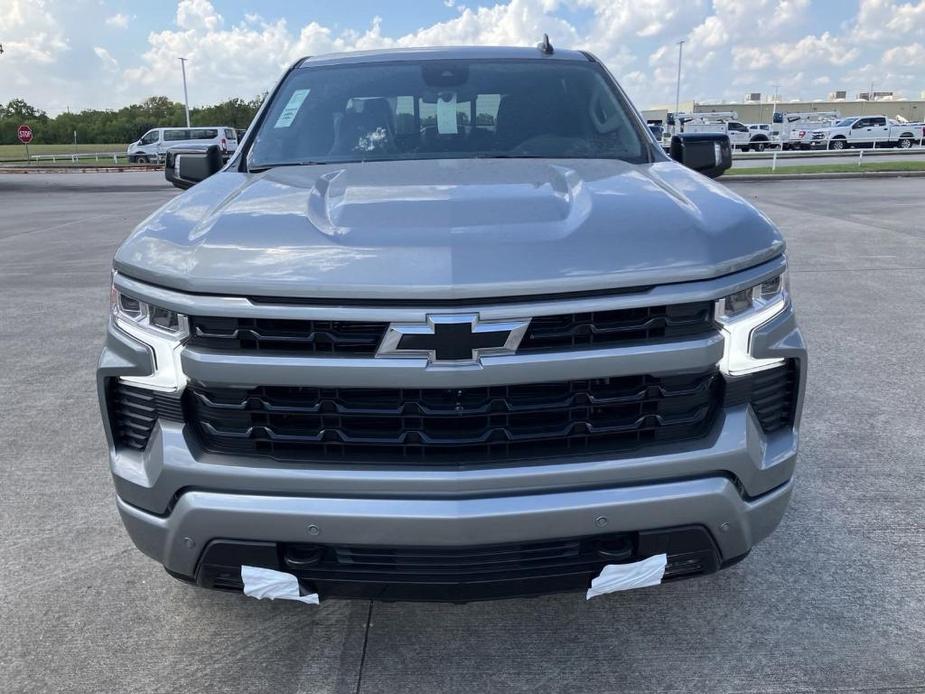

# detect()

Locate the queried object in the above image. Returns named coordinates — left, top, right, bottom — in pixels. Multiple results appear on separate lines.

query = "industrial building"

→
left=641, top=92, right=925, bottom=125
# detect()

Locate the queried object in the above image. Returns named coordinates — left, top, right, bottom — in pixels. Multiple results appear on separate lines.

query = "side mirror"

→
left=670, top=133, right=732, bottom=179
left=164, top=144, right=223, bottom=190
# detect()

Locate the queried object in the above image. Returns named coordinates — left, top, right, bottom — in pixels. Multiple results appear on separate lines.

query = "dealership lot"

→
left=1, top=173, right=923, bottom=693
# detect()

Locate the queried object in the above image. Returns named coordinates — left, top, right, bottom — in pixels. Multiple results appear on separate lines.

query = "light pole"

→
left=674, top=40, right=685, bottom=124
left=179, top=57, right=191, bottom=127
left=770, top=84, right=780, bottom=124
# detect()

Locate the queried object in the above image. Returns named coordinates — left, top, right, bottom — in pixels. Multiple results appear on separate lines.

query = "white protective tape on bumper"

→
left=586, top=553, right=667, bottom=600
left=241, top=566, right=320, bottom=606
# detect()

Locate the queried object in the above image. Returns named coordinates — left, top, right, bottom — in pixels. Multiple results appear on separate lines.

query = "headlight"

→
left=111, top=278, right=189, bottom=392
left=111, top=285, right=188, bottom=338
left=715, top=271, right=788, bottom=376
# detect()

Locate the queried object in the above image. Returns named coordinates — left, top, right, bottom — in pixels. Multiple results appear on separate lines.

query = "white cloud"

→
left=105, top=13, right=130, bottom=29
left=0, top=0, right=69, bottom=64
left=883, top=42, right=925, bottom=65
left=176, top=0, right=223, bottom=32
left=852, top=0, right=925, bottom=42
left=732, top=32, right=858, bottom=71
left=94, top=46, right=119, bottom=72
left=4, top=0, right=925, bottom=114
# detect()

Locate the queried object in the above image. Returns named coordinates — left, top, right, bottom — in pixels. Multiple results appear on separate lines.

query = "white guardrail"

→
left=28, top=151, right=129, bottom=163
left=732, top=142, right=925, bottom=171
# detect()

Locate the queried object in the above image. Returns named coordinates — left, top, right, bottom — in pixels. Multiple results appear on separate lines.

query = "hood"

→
left=115, top=158, right=784, bottom=300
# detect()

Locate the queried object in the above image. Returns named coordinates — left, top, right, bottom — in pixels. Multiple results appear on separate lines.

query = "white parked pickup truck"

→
left=808, top=116, right=924, bottom=150
left=681, top=113, right=773, bottom=151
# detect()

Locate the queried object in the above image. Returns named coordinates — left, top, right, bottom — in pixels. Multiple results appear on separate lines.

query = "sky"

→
left=1, top=0, right=924, bottom=115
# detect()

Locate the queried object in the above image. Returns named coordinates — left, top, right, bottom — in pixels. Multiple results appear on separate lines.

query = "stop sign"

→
left=18, top=124, right=33, bottom=144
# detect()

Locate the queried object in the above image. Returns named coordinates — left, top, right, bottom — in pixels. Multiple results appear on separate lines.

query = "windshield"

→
left=248, top=59, right=648, bottom=169
left=835, top=118, right=857, bottom=127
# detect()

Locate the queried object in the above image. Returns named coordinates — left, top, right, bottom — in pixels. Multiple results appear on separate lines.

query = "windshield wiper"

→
left=473, top=153, right=552, bottom=159
left=248, top=161, right=331, bottom=173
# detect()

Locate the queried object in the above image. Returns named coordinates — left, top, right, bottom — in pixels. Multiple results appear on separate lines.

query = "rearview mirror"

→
left=669, top=134, right=732, bottom=179
left=164, top=144, right=223, bottom=190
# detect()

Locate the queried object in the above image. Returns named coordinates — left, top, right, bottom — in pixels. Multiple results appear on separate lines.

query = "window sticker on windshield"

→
left=436, top=93, right=458, bottom=135
left=274, top=89, right=311, bottom=128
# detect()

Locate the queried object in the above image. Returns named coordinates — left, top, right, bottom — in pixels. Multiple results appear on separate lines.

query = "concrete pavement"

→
left=1, top=172, right=923, bottom=693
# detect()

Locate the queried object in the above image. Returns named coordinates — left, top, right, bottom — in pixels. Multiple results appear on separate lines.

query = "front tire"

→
left=134, top=154, right=150, bottom=164
left=753, top=141, right=767, bottom=152
left=829, top=139, right=846, bottom=151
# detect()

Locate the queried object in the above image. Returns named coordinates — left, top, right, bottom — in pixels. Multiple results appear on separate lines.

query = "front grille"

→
left=108, top=381, right=183, bottom=450
left=186, top=369, right=722, bottom=464
left=288, top=536, right=618, bottom=581
left=518, top=302, right=715, bottom=352
left=187, top=316, right=389, bottom=355
left=185, top=301, right=716, bottom=356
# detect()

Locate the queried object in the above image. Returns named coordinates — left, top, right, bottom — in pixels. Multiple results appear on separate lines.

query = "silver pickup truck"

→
left=98, top=44, right=806, bottom=602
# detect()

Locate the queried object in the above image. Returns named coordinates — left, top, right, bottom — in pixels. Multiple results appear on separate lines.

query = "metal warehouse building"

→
left=641, top=98, right=925, bottom=125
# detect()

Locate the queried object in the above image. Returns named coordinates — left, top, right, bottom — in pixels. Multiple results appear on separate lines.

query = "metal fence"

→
left=0, top=151, right=167, bottom=168
left=733, top=142, right=925, bottom=171
left=27, top=151, right=129, bottom=163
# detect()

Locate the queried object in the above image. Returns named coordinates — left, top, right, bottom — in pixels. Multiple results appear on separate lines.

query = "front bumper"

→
left=99, top=262, right=806, bottom=600
left=119, top=475, right=791, bottom=600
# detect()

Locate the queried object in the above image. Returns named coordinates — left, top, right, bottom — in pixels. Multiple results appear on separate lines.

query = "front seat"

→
left=330, top=98, right=396, bottom=155
left=494, top=92, right=558, bottom=151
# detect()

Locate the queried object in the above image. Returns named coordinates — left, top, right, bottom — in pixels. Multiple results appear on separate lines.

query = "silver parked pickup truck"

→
left=98, top=44, right=806, bottom=602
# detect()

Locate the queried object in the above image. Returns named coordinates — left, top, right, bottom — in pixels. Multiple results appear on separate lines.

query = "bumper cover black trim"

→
left=186, top=525, right=724, bottom=602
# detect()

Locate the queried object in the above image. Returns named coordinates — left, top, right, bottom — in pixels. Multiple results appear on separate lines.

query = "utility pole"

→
left=674, top=40, right=685, bottom=123
left=179, top=57, right=191, bottom=127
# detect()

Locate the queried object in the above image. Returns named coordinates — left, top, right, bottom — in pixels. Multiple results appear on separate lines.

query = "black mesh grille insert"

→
left=186, top=369, right=723, bottom=464
left=108, top=382, right=184, bottom=450
left=287, top=536, right=624, bottom=582
left=186, top=302, right=716, bottom=356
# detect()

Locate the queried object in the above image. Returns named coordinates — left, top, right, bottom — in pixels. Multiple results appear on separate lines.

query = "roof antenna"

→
left=537, top=34, right=554, bottom=55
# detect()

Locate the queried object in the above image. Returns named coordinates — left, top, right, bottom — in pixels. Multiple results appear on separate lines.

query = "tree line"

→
left=0, top=95, right=265, bottom=145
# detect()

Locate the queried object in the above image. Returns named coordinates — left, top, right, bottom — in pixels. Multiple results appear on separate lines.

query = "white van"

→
left=127, top=126, right=238, bottom=163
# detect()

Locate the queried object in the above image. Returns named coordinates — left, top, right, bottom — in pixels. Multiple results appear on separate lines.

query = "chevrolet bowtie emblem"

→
left=376, top=314, right=531, bottom=364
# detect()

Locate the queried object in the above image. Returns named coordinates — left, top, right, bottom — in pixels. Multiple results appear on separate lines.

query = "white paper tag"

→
left=274, top=89, right=311, bottom=128
left=436, top=93, right=458, bottom=135
left=586, top=554, right=667, bottom=600
left=241, top=565, right=320, bottom=605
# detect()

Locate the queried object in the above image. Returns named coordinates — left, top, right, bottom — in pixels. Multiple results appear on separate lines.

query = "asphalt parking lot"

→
left=1, top=171, right=923, bottom=693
